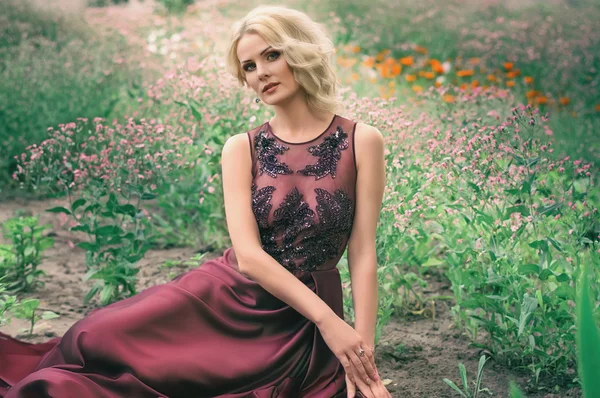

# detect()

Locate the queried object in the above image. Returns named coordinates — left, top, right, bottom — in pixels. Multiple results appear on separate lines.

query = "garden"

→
left=1, top=0, right=599, bottom=396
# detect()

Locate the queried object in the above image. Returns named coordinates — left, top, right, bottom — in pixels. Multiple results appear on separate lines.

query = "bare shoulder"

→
left=354, top=122, right=385, bottom=169
left=222, top=132, right=251, bottom=160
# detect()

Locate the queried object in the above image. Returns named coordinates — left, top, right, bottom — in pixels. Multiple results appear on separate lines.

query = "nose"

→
left=256, top=62, right=270, bottom=80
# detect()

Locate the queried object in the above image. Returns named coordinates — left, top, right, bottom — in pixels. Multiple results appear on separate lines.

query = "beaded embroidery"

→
left=297, top=126, right=349, bottom=180
left=254, top=129, right=293, bottom=178
left=250, top=184, right=354, bottom=272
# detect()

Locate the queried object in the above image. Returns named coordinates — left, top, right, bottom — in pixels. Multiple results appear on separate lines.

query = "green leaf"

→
left=41, top=311, right=59, bottom=320
left=141, top=192, right=157, bottom=200
left=459, top=363, right=470, bottom=395
left=46, top=206, right=71, bottom=215
left=576, top=262, right=600, bottom=397
left=518, top=296, right=538, bottom=337
left=509, top=381, right=526, bottom=397
left=100, top=284, right=116, bottom=305
left=83, top=284, right=101, bottom=304
left=77, top=242, right=96, bottom=251
left=474, top=355, right=488, bottom=397
left=442, top=379, right=468, bottom=398
left=518, top=264, right=539, bottom=275
left=72, top=198, right=87, bottom=212
left=115, top=204, right=137, bottom=218
left=70, top=225, right=91, bottom=234
left=94, top=225, right=122, bottom=236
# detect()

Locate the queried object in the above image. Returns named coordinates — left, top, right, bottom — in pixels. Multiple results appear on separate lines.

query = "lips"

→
left=262, top=83, right=279, bottom=92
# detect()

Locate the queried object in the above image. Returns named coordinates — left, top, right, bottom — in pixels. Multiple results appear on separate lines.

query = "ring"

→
left=357, top=348, right=365, bottom=357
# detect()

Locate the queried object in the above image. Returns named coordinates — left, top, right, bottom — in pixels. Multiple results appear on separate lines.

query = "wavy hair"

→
left=225, top=5, right=344, bottom=114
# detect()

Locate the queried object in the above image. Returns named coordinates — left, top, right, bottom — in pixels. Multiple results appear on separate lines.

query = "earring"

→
left=255, top=97, right=261, bottom=103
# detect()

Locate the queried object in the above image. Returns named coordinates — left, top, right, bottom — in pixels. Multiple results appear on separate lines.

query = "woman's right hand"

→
left=317, top=313, right=379, bottom=387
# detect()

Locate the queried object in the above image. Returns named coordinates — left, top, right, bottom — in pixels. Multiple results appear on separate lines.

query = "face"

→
left=236, top=32, right=302, bottom=105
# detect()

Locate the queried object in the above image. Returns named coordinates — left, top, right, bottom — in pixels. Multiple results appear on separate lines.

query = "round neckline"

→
left=266, top=114, right=337, bottom=145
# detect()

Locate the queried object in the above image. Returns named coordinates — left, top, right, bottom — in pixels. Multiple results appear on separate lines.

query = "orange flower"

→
left=399, top=56, right=414, bottom=66
left=506, top=71, right=519, bottom=79
left=433, top=64, right=445, bottom=74
left=391, top=64, right=402, bottom=76
left=351, top=73, right=360, bottom=81
left=459, top=83, right=468, bottom=90
left=559, top=97, right=570, bottom=106
left=524, top=76, right=534, bottom=84
left=506, top=80, right=516, bottom=87
left=526, top=90, right=540, bottom=98
left=352, top=45, right=361, bottom=53
left=418, top=70, right=428, bottom=77
left=414, top=45, right=428, bottom=54
left=471, top=80, right=480, bottom=88
left=412, top=85, right=424, bottom=93
left=375, top=49, right=391, bottom=62
left=424, top=71, right=435, bottom=80
left=362, top=57, right=375, bottom=68
left=595, top=104, right=600, bottom=111
left=434, top=81, right=442, bottom=88
left=384, top=57, right=396, bottom=66
left=442, top=94, right=455, bottom=103
left=535, top=96, right=549, bottom=104
left=457, top=69, right=475, bottom=77
left=405, top=74, right=417, bottom=82
left=468, top=57, right=480, bottom=65
left=487, top=74, right=498, bottom=82
left=503, top=62, right=514, bottom=71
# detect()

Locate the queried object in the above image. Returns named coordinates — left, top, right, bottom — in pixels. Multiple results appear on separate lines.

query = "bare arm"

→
left=346, top=124, right=386, bottom=350
left=221, top=133, right=336, bottom=327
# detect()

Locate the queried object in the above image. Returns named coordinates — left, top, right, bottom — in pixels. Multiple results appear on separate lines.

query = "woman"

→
left=0, top=5, right=389, bottom=398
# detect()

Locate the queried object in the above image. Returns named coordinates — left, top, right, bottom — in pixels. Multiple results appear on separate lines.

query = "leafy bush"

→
left=14, top=118, right=190, bottom=305
left=0, top=0, right=144, bottom=188
left=0, top=216, right=54, bottom=293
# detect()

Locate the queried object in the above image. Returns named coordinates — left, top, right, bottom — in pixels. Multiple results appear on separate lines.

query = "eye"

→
left=242, top=51, right=280, bottom=72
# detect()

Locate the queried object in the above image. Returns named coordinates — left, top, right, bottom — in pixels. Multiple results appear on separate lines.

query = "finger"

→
left=340, top=355, right=357, bottom=385
left=345, top=372, right=356, bottom=398
left=361, top=347, right=379, bottom=381
left=353, top=347, right=378, bottom=383
left=349, top=351, right=371, bottom=385
left=353, top=376, right=375, bottom=398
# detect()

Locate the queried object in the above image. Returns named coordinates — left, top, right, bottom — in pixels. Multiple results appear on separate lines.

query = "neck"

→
left=269, top=93, right=334, bottom=139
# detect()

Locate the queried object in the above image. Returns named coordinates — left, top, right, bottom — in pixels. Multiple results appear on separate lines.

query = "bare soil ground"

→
left=1, top=0, right=582, bottom=396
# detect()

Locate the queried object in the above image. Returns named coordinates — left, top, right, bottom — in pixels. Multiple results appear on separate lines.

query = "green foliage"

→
left=576, top=262, right=600, bottom=396
left=11, top=298, right=59, bottom=337
left=155, top=0, right=194, bottom=14
left=0, top=276, right=19, bottom=326
left=0, top=0, right=144, bottom=188
left=0, top=216, right=54, bottom=293
left=443, top=355, right=490, bottom=398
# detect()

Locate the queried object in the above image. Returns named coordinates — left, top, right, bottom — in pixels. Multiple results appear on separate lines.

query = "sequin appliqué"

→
left=254, top=129, right=294, bottom=178
left=250, top=184, right=354, bottom=272
left=297, top=126, right=349, bottom=180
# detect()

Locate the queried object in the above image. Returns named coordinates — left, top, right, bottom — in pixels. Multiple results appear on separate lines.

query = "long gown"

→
left=0, top=114, right=362, bottom=397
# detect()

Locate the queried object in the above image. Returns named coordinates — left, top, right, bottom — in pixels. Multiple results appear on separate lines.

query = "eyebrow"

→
left=241, top=46, right=272, bottom=64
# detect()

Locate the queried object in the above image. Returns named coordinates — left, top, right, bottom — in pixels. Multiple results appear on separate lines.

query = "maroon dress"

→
left=0, top=114, right=359, bottom=397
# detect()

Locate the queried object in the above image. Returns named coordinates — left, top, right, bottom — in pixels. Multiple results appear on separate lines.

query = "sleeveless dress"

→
left=0, top=114, right=360, bottom=398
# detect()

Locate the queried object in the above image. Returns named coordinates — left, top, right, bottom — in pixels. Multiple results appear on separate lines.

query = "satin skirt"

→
left=0, top=247, right=350, bottom=397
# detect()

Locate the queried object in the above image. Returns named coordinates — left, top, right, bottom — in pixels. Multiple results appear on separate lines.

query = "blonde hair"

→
left=226, top=5, right=344, bottom=114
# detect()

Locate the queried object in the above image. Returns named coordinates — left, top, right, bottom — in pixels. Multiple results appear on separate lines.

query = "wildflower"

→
left=414, top=45, right=428, bottom=54
left=503, top=62, right=514, bottom=71
left=405, top=74, right=417, bottom=82
left=399, top=56, right=414, bottom=66
left=506, top=80, right=516, bottom=87
left=524, top=76, right=534, bottom=84
left=559, top=97, right=570, bottom=106
left=457, top=69, right=475, bottom=77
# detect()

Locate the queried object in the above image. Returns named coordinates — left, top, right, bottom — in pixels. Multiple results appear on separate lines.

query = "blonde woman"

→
left=0, top=5, right=389, bottom=398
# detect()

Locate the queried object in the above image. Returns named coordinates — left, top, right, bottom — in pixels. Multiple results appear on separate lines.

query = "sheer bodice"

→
left=247, top=114, right=358, bottom=273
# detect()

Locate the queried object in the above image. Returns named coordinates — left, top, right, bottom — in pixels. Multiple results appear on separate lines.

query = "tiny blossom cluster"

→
left=15, top=117, right=192, bottom=196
